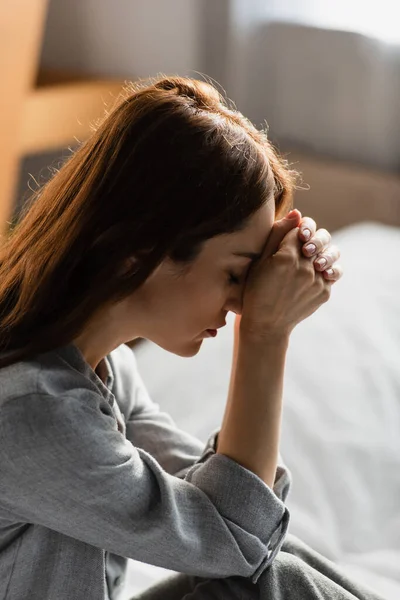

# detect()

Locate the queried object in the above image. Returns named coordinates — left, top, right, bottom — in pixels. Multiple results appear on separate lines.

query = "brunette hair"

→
left=0, top=74, right=299, bottom=367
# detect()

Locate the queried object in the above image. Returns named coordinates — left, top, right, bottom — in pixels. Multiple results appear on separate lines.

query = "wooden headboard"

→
left=285, top=149, right=400, bottom=232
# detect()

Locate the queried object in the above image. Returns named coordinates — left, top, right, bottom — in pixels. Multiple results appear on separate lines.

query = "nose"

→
left=224, top=292, right=243, bottom=316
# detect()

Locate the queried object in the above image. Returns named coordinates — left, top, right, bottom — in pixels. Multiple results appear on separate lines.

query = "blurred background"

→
left=2, top=0, right=400, bottom=236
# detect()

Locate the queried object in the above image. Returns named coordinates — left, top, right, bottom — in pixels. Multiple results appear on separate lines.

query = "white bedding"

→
left=122, top=222, right=400, bottom=599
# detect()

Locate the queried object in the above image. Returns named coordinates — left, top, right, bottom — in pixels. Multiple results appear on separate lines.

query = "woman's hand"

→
left=238, top=209, right=342, bottom=339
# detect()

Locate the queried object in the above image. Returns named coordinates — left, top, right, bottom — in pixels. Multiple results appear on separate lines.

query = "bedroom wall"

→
left=201, top=3, right=400, bottom=172
left=39, top=0, right=203, bottom=79
left=243, top=22, right=400, bottom=172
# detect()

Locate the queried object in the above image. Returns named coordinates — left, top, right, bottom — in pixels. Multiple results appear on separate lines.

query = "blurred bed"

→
left=121, top=152, right=400, bottom=600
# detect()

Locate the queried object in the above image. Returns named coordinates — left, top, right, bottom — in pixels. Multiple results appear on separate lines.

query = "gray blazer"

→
left=0, top=342, right=292, bottom=600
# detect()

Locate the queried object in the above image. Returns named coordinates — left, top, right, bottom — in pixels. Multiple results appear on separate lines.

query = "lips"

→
left=203, top=323, right=226, bottom=338
left=206, top=329, right=218, bottom=337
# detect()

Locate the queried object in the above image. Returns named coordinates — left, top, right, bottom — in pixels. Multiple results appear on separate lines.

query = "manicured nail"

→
left=302, top=228, right=311, bottom=241
left=305, top=243, right=316, bottom=255
left=315, top=257, right=327, bottom=269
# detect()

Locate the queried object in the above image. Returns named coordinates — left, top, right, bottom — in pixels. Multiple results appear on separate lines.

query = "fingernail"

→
left=302, top=228, right=311, bottom=241
left=315, top=257, right=327, bottom=269
left=305, top=243, right=316, bottom=255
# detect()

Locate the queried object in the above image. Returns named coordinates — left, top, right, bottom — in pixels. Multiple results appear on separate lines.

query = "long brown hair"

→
left=0, top=75, right=299, bottom=368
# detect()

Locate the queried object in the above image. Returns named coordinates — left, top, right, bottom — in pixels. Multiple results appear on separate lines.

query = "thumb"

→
left=262, top=209, right=302, bottom=258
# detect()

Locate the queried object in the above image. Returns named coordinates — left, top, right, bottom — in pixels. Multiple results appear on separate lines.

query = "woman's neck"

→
left=94, top=358, right=108, bottom=385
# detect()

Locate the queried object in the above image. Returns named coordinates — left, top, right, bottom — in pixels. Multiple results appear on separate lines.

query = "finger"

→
left=322, top=264, right=343, bottom=281
left=298, top=217, right=317, bottom=242
left=262, top=209, right=302, bottom=258
left=302, top=228, right=332, bottom=257
left=313, top=245, right=341, bottom=271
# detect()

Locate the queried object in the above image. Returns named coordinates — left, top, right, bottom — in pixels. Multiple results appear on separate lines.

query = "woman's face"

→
left=129, top=200, right=275, bottom=357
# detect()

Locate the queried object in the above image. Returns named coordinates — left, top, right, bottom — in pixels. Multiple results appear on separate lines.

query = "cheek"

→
left=152, top=271, right=226, bottom=334
left=189, top=279, right=226, bottom=319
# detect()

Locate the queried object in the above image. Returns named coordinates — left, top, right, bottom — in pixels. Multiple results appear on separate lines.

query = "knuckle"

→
left=318, top=228, right=331, bottom=239
left=317, top=228, right=331, bottom=247
left=326, top=244, right=340, bottom=259
left=277, top=248, right=297, bottom=267
left=301, top=261, right=315, bottom=279
left=302, top=217, right=317, bottom=230
left=321, top=285, right=331, bottom=301
left=310, top=219, right=317, bottom=230
left=335, top=266, right=343, bottom=278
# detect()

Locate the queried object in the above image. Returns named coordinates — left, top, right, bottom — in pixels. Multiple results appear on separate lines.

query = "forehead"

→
left=202, top=200, right=275, bottom=259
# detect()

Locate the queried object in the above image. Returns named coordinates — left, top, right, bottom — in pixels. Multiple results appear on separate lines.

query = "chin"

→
left=154, top=336, right=203, bottom=358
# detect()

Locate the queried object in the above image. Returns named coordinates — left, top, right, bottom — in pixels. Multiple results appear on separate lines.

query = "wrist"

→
left=238, top=321, right=291, bottom=348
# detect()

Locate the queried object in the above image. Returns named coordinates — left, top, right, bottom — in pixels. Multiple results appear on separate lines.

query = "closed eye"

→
left=228, top=272, right=242, bottom=285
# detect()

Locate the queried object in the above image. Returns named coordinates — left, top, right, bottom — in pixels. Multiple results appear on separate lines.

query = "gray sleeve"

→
left=195, top=429, right=292, bottom=503
left=118, top=347, right=292, bottom=502
left=0, top=392, right=290, bottom=584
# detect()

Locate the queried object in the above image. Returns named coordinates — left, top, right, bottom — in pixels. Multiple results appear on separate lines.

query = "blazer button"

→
left=114, top=576, right=122, bottom=587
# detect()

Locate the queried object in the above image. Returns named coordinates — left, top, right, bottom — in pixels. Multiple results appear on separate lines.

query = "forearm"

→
left=216, top=326, right=289, bottom=489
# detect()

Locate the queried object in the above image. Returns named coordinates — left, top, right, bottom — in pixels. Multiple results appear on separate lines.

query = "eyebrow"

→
left=232, top=251, right=262, bottom=260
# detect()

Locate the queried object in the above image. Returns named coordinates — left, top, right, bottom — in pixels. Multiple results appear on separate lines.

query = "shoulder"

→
left=0, top=344, right=101, bottom=408
left=0, top=342, right=145, bottom=422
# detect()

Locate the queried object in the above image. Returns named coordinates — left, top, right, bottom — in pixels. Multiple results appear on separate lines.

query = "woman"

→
left=0, top=76, right=381, bottom=600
